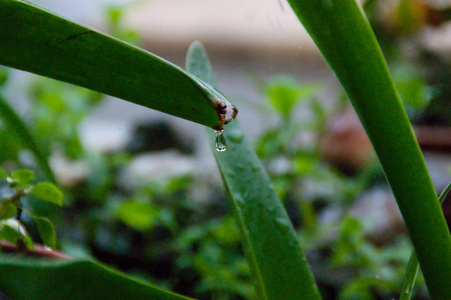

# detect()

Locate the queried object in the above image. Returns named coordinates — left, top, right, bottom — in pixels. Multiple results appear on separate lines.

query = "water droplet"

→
left=375, top=274, right=380, bottom=279
left=214, top=130, right=227, bottom=152
left=44, top=246, right=52, bottom=251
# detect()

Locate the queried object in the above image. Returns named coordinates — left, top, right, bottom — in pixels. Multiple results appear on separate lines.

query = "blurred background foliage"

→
left=1, top=0, right=451, bottom=299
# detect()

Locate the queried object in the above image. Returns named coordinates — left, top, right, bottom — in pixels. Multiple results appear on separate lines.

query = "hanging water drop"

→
left=215, top=130, right=227, bottom=152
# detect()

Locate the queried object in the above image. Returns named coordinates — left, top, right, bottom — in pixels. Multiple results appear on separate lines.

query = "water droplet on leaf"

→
left=214, top=130, right=227, bottom=152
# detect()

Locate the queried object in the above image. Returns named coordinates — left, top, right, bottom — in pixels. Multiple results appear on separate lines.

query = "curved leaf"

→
left=0, top=255, right=193, bottom=300
left=11, top=169, right=34, bottom=185
left=30, top=182, right=64, bottom=206
left=286, top=1, right=451, bottom=298
left=34, top=216, right=57, bottom=248
left=0, top=0, right=236, bottom=130
left=186, top=41, right=321, bottom=300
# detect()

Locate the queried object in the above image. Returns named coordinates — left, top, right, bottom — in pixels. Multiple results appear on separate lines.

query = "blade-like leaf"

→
left=286, top=1, right=451, bottom=298
left=186, top=41, right=321, bottom=300
left=0, top=255, right=193, bottom=300
left=30, top=182, right=64, bottom=206
left=399, top=181, right=451, bottom=300
left=0, top=0, right=236, bottom=130
left=0, top=96, right=56, bottom=183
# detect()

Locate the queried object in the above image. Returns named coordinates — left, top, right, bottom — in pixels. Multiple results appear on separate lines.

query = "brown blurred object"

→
left=380, top=0, right=451, bottom=35
left=320, top=104, right=451, bottom=232
left=320, top=106, right=375, bottom=175
left=321, top=105, right=451, bottom=172
left=414, top=125, right=451, bottom=151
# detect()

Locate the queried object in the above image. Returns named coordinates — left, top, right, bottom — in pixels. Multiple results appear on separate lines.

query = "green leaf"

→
left=35, top=216, right=57, bottom=248
left=0, top=224, right=20, bottom=243
left=30, top=182, right=64, bottom=206
left=265, top=76, right=321, bottom=117
left=11, top=169, right=35, bottom=185
left=0, top=256, right=193, bottom=300
left=0, top=167, right=7, bottom=179
left=186, top=42, right=321, bottom=300
left=0, top=0, right=236, bottom=130
left=0, top=202, right=17, bottom=220
left=116, top=200, right=157, bottom=231
left=399, top=181, right=451, bottom=300
left=21, top=234, right=35, bottom=251
left=0, top=96, right=56, bottom=183
left=286, top=1, right=451, bottom=298
left=266, top=76, right=303, bottom=117
left=0, top=66, right=8, bottom=86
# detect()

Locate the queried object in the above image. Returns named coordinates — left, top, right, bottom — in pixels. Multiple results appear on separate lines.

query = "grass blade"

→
left=0, top=0, right=235, bottom=130
left=186, top=41, right=321, bottom=300
left=399, top=181, right=451, bottom=300
left=286, top=1, right=451, bottom=298
left=0, top=95, right=56, bottom=183
left=0, top=255, right=192, bottom=300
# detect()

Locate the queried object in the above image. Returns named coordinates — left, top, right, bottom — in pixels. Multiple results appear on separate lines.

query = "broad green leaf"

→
left=399, top=181, right=451, bottom=300
left=0, top=167, right=6, bottom=179
left=10, top=169, right=34, bottom=185
left=0, top=96, right=56, bottom=183
left=0, top=0, right=237, bottom=130
left=35, top=216, right=57, bottom=248
left=0, top=202, right=17, bottom=220
left=186, top=42, right=320, bottom=300
left=30, top=182, right=64, bottom=206
left=0, top=256, right=193, bottom=300
left=286, top=1, right=451, bottom=298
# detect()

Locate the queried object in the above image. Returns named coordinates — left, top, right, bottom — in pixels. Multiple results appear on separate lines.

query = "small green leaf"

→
left=0, top=167, right=7, bottom=179
left=0, top=223, right=20, bottom=243
left=116, top=200, right=157, bottom=231
left=34, top=216, right=57, bottom=248
left=265, top=77, right=321, bottom=118
left=266, top=76, right=302, bottom=117
left=21, top=234, right=35, bottom=251
left=0, top=202, right=17, bottom=220
left=11, top=169, right=35, bottom=185
left=30, top=182, right=64, bottom=206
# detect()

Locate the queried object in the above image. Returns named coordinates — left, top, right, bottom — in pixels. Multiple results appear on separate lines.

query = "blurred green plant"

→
left=0, top=168, right=62, bottom=250
left=1, top=0, right=450, bottom=299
